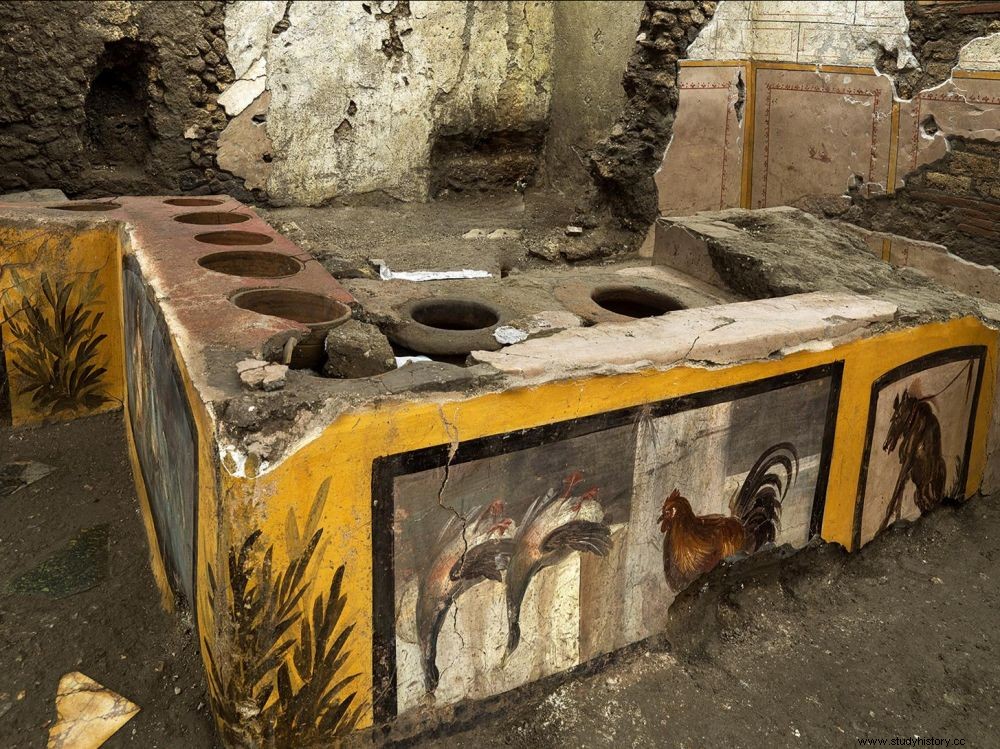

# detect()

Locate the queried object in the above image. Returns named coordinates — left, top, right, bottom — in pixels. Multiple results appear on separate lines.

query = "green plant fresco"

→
left=204, top=479, right=365, bottom=747
left=2, top=269, right=110, bottom=416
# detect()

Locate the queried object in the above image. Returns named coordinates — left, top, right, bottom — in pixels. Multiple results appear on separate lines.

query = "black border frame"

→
left=370, top=361, right=844, bottom=721
left=851, top=345, right=987, bottom=550
left=0, top=323, right=10, bottom=425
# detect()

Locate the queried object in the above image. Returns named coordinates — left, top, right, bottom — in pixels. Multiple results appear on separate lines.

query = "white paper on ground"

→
left=375, top=261, right=493, bottom=282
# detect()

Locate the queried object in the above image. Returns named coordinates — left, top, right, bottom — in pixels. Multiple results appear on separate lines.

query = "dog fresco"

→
left=854, top=347, right=985, bottom=548
left=122, top=256, right=199, bottom=605
left=372, top=364, right=841, bottom=720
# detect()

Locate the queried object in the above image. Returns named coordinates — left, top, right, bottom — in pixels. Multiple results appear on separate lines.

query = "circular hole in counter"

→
left=48, top=202, right=121, bottom=212
left=390, top=296, right=504, bottom=357
left=231, top=288, right=351, bottom=370
left=164, top=197, right=225, bottom=207
left=232, top=288, right=349, bottom=325
left=194, top=230, right=274, bottom=246
left=410, top=298, right=499, bottom=331
left=591, top=286, right=684, bottom=319
left=199, top=250, right=303, bottom=278
left=174, top=211, right=251, bottom=225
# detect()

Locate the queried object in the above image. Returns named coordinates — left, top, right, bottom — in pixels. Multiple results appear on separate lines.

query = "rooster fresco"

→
left=503, top=471, right=613, bottom=658
left=658, top=443, right=799, bottom=592
left=416, top=500, right=515, bottom=693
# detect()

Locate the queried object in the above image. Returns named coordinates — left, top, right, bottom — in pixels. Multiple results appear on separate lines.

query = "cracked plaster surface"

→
left=957, top=31, right=1000, bottom=73
left=471, top=291, right=898, bottom=380
left=688, top=0, right=916, bottom=69
left=219, top=1, right=554, bottom=203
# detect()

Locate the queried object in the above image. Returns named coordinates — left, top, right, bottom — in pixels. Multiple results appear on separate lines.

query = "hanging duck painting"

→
left=375, top=424, right=634, bottom=716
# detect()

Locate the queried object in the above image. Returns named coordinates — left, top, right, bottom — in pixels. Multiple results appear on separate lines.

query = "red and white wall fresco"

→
left=656, top=1, right=1000, bottom=217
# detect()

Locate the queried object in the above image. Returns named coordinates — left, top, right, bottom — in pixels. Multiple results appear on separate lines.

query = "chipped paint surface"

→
left=658, top=1, right=1000, bottom=214
left=473, top=292, right=898, bottom=380
left=958, top=31, right=1000, bottom=72
left=689, top=0, right=915, bottom=68
left=220, top=1, right=554, bottom=203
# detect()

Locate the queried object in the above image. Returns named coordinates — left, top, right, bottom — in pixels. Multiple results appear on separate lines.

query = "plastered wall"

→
left=655, top=1, right=1000, bottom=218
left=218, top=1, right=555, bottom=204
left=688, top=1, right=915, bottom=68
left=0, top=0, right=656, bottom=209
left=543, top=0, right=644, bottom=189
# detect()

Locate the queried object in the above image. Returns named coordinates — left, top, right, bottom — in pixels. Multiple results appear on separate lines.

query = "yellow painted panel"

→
left=0, top=224, right=124, bottom=426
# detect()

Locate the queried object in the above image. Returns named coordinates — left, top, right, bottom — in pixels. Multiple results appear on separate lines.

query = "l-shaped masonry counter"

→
left=1, top=198, right=998, bottom=745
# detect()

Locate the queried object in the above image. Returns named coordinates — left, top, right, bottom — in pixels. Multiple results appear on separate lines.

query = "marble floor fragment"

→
left=46, top=672, right=139, bottom=749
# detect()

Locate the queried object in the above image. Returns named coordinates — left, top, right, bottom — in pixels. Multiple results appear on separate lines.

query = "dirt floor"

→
left=2, top=410, right=999, bottom=748
left=0, top=412, right=216, bottom=748
left=258, top=190, right=640, bottom=280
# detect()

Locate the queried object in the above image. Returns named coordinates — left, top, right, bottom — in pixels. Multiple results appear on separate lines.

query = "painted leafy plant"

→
left=204, top=479, right=365, bottom=746
left=2, top=269, right=110, bottom=415
left=268, top=563, right=365, bottom=744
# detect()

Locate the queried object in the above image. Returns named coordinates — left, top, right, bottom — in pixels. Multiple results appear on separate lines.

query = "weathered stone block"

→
left=323, top=320, right=396, bottom=379
left=0, top=188, right=67, bottom=202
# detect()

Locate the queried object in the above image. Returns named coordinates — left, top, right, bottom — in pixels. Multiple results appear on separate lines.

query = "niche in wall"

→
left=83, top=39, right=156, bottom=172
left=430, top=126, right=546, bottom=196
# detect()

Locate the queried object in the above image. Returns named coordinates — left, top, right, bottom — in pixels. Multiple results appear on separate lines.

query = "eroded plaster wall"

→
left=0, top=0, right=684, bottom=216
left=688, top=0, right=914, bottom=68
left=587, top=0, right=718, bottom=226
left=218, top=1, right=555, bottom=205
left=654, top=0, right=1000, bottom=255
left=542, top=1, right=645, bottom=191
left=885, top=0, right=1000, bottom=98
left=821, top=135, right=1000, bottom=269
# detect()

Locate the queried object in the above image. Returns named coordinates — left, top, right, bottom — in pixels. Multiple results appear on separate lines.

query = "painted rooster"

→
left=658, top=442, right=799, bottom=592
left=416, top=500, right=515, bottom=693
left=504, top=471, right=612, bottom=658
